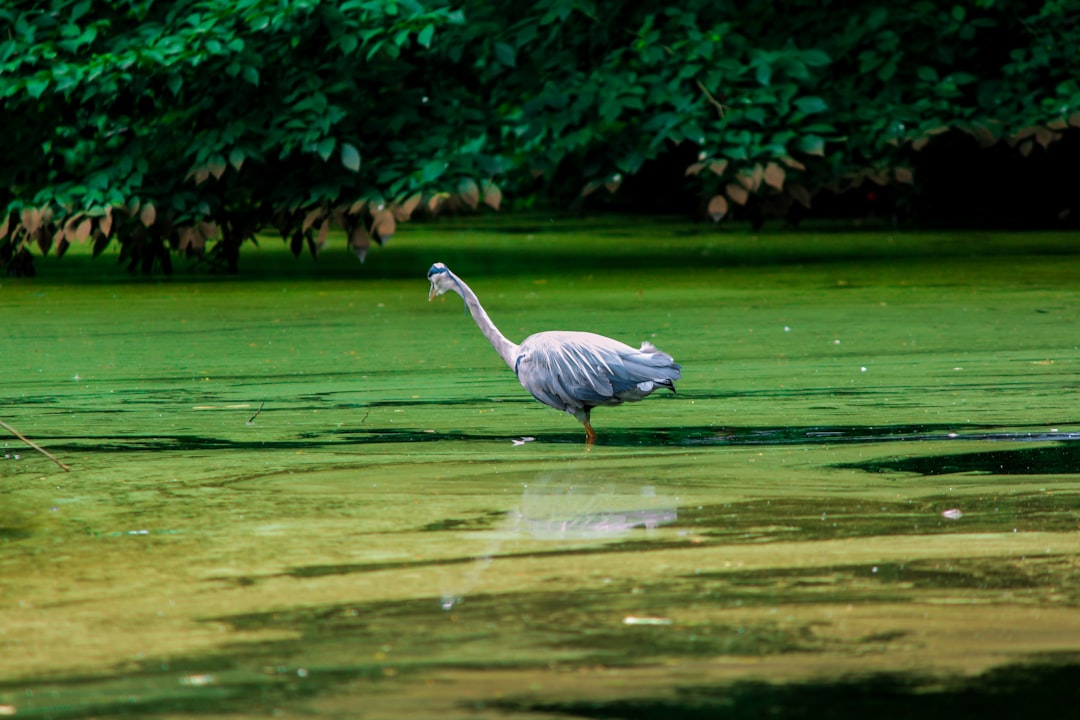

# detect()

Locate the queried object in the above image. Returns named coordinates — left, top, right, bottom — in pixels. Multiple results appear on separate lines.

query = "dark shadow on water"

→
left=34, top=423, right=1080, bottom=458
left=842, top=445, right=1080, bottom=476
left=496, top=656, right=1080, bottom=720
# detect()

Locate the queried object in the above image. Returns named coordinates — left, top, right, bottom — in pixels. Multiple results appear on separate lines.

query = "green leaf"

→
left=755, top=63, right=772, bottom=86
left=417, top=25, right=435, bottom=48
left=317, top=137, right=336, bottom=162
left=229, top=147, right=246, bottom=171
left=917, top=66, right=939, bottom=83
left=340, top=142, right=361, bottom=172
left=25, top=76, right=48, bottom=99
left=71, top=0, right=92, bottom=23
left=421, top=159, right=448, bottom=181
left=801, top=49, right=831, bottom=67
left=494, top=42, right=516, bottom=68
left=793, top=96, right=828, bottom=114
left=796, top=134, right=825, bottom=156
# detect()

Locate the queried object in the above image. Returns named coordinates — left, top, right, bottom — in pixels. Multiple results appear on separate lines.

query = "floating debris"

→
left=511, top=436, right=536, bottom=446
left=246, top=401, right=265, bottom=425
left=941, top=508, right=964, bottom=520
left=623, top=616, right=673, bottom=626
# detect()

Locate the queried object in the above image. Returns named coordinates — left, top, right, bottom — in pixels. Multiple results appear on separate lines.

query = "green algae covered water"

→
left=2, top=218, right=1079, bottom=718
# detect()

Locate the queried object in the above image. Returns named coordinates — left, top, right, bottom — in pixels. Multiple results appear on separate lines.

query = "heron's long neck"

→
left=452, top=274, right=519, bottom=368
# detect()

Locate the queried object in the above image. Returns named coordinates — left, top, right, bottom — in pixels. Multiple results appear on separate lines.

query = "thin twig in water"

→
left=246, top=401, right=265, bottom=425
left=0, top=418, right=70, bottom=472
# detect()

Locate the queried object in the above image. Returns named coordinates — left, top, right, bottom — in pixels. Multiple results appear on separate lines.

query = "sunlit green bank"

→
left=2, top=218, right=1079, bottom=718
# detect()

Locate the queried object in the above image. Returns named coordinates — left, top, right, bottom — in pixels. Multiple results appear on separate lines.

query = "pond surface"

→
left=2, top=218, right=1079, bottom=718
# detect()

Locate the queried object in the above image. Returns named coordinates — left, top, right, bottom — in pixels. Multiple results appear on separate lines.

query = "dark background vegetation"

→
left=2, top=0, right=1077, bottom=274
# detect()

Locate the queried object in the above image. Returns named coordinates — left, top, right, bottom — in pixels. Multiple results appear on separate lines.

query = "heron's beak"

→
left=428, top=281, right=437, bottom=302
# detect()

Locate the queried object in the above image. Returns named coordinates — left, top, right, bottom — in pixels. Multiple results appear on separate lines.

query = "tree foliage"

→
left=2, top=0, right=1078, bottom=273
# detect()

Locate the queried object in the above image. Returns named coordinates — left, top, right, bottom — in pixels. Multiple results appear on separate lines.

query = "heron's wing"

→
left=515, top=332, right=680, bottom=412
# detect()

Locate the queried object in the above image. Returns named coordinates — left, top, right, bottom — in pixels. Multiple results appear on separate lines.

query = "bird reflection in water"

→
left=439, top=474, right=677, bottom=610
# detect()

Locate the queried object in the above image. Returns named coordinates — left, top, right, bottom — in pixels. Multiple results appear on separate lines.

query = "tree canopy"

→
left=2, top=0, right=1078, bottom=273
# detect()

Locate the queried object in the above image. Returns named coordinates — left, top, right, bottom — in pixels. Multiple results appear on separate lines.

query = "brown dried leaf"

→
left=349, top=199, right=368, bottom=215
left=726, top=183, right=749, bottom=206
left=685, top=162, right=706, bottom=176
left=199, top=222, right=219, bottom=240
left=63, top=215, right=80, bottom=243
left=764, top=162, right=785, bottom=191
left=0, top=213, right=9, bottom=240
left=779, top=156, right=806, bottom=171
left=192, top=228, right=208, bottom=252
left=402, top=192, right=422, bottom=217
left=1012, top=126, right=1039, bottom=141
left=427, top=193, right=448, bottom=213
left=867, top=169, right=889, bottom=186
left=208, top=156, right=227, bottom=180
left=1018, top=139, right=1034, bottom=157
left=926, top=125, right=950, bottom=136
left=195, top=169, right=210, bottom=185
left=580, top=180, right=601, bottom=198
left=21, top=208, right=41, bottom=235
left=458, top=178, right=480, bottom=209
left=708, top=159, right=729, bottom=176
left=1034, top=127, right=1058, bottom=149
left=177, top=226, right=197, bottom=252
left=482, top=182, right=502, bottom=211
left=912, top=136, right=930, bottom=151
left=787, top=183, right=812, bottom=209
left=75, top=217, right=92, bottom=243
left=139, top=203, right=157, bottom=228
left=971, top=123, right=998, bottom=148
left=1046, top=117, right=1067, bottom=131
left=349, top=224, right=371, bottom=262
left=302, top=207, right=324, bottom=232
left=330, top=206, right=348, bottom=229
left=100, top=207, right=114, bottom=237
left=894, top=167, right=914, bottom=184
left=604, top=176, right=622, bottom=194
left=316, top=217, right=330, bottom=250
left=371, top=209, right=396, bottom=244
left=706, top=194, right=728, bottom=222
left=1070, top=111, right=1080, bottom=128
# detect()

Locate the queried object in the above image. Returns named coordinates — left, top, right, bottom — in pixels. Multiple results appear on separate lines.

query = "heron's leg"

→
left=575, top=408, right=596, bottom=444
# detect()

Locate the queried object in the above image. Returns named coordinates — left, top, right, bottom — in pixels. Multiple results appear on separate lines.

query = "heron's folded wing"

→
left=516, top=335, right=622, bottom=410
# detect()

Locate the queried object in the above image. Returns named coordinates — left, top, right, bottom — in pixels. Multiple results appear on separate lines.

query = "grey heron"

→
left=427, top=262, right=681, bottom=442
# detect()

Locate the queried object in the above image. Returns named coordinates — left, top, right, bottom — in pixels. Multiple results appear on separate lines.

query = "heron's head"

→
left=427, top=262, right=459, bottom=301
